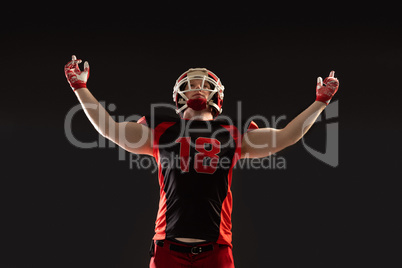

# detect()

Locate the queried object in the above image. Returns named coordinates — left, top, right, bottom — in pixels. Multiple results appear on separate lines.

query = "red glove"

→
left=316, top=70, right=339, bottom=105
left=64, top=55, right=89, bottom=91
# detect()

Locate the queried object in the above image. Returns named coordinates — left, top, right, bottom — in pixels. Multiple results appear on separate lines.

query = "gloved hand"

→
left=316, top=70, right=339, bottom=105
left=64, top=55, right=89, bottom=91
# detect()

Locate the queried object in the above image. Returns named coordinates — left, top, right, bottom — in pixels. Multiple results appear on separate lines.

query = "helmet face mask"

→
left=172, top=68, right=225, bottom=116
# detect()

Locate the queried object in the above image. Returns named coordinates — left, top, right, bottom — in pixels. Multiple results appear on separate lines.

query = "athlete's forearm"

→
left=64, top=56, right=115, bottom=137
left=281, top=71, right=339, bottom=146
left=74, top=87, right=116, bottom=138
left=281, top=101, right=326, bottom=146
left=64, top=56, right=152, bottom=155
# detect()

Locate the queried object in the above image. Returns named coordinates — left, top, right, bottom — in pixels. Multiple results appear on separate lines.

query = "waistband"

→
left=156, top=239, right=223, bottom=255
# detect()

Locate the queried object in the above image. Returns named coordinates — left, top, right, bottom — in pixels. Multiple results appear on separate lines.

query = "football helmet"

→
left=172, top=68, right=225, bottom=116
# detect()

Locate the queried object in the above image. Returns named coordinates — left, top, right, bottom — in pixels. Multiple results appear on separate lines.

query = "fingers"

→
left=317, top=77, right=323, bottom=88
left=70, top=55, right=82, bottom=64
left=83, top=61, right=90, bottom=77
left=65, top=55, right=76, bottom=69
left=69, top=55, right=83, bottom=72
left=65, top=55, right=81, bottom=70
left=84, top=61, right=89, bottom=72
left=329, top=70, right=335, bottom=77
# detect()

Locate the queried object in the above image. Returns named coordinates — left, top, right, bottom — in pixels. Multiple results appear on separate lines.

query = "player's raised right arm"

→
left=64, top=55, right=153, bottom=156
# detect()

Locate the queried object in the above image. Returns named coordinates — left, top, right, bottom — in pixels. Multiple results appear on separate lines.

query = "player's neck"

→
left=182, top=108, right=214, bottom=121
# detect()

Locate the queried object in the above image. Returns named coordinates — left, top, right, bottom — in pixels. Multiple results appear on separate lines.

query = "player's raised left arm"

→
left=241, top=71, right=339, bottom=159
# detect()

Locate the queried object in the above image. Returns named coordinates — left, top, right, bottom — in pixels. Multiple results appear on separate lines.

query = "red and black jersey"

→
left=138, top=115, right=258, bottom=247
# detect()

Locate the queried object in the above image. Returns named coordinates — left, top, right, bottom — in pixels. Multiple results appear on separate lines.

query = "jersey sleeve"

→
left=136, top=115, right=178, bottom=130
left=247, top=120, right=259, bottom=132
left=136, top=116, right=148, bottom=126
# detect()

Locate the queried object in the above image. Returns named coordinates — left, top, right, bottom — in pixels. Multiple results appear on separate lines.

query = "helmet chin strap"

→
left=176, top=97, right=215, bottom=114
left=187, top=98, right=207, bottom=111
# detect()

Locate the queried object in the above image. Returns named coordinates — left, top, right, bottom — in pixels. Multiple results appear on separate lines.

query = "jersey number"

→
left=176, top=137, right=221, bottom=174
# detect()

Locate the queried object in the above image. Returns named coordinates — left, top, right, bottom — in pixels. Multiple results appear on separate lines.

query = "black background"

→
left=1, top=2, right=401, bottom=268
